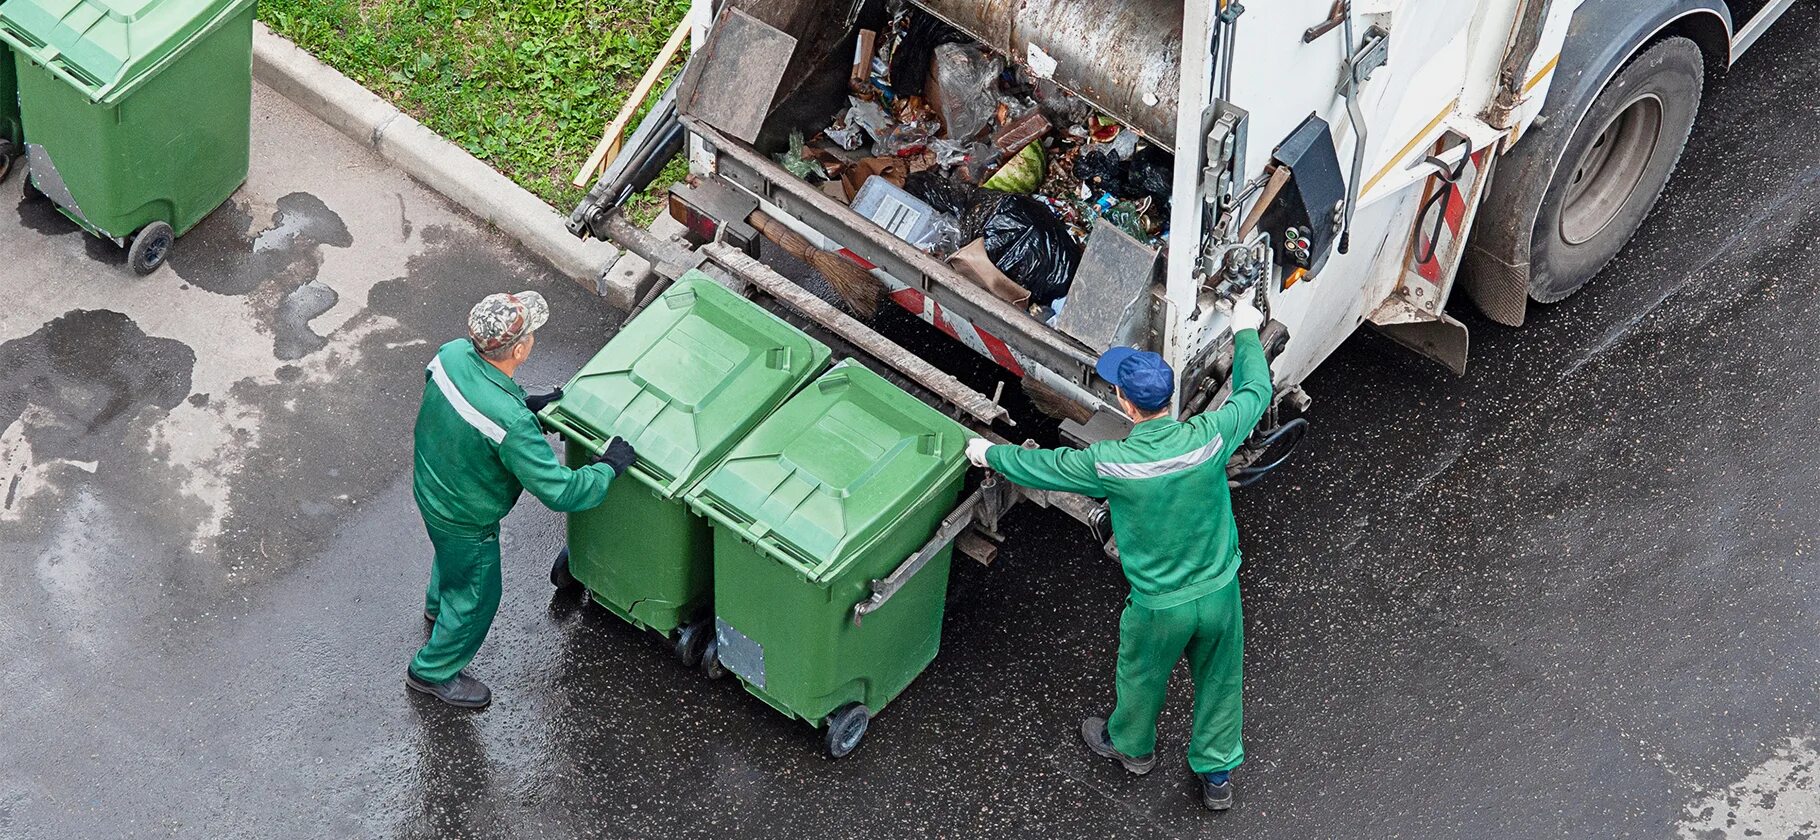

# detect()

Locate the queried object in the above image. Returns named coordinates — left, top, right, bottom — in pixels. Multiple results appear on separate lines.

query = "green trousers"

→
left=409, top=519, right=502, bottom=684
left=1107, top=581, right=1244, bottom=774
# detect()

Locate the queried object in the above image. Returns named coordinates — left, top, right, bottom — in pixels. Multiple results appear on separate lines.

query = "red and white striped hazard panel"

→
left=1399, top=145, right=1493, bottom=316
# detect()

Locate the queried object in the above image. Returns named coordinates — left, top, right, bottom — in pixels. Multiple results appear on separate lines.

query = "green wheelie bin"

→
left=0, top=40, right=20, bottom=182
left=0, top=0, right=256, bottom=274
left=686, top=359, right=970, bottom=758
left=539, top=271, right=831, bottom=668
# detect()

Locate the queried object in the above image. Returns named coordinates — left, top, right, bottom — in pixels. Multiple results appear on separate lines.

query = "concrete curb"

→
left=251, top=23, right=642, bottom=310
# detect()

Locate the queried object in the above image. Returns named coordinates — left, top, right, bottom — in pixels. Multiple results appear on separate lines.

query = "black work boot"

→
left=406, top=668, right=491, bottom=709
left=1202, top=777, right=1234, bottom=811
left=1079, top=716, right=1156, bottom=775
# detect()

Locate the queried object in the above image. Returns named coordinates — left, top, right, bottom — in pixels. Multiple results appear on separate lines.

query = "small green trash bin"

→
left=0, top=0, right=256, bottom=274
left=0, top=40, right=21, bottom=181
left=687, top=360, right=970, bottom=757
left=539, top=272, right=831, bottom=664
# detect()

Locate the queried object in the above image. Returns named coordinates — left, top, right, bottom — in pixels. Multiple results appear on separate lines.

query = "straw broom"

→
left=748, top=212, right=883, bottom=318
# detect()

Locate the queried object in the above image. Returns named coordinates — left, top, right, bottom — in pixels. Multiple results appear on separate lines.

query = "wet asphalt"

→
left=4, top=14, right=1819, bottom=840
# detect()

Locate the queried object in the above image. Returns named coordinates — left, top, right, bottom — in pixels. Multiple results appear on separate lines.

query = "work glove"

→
left=524, top=387, right=564, bottom=413
left=1230, top=296, right=1265, bottom=334
left=593, top=436, right=637, bottom=476
left=965, top=437, right=993, bottom=469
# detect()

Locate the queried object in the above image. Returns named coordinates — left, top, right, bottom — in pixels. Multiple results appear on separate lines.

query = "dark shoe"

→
left=1079, top=716, right=1156, bottom=775
left=424, top=610, right=437, bottom=624
left=406, top=668, right=491, bottom=709
left=1202, top=778, right=1234, bottom=811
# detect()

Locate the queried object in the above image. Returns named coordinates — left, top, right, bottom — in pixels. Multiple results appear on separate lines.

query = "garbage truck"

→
left=576, top=0, right=1798, bottom=554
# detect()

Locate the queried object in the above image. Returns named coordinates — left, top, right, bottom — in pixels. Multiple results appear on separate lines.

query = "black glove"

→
left=524, top=387, right=564, bottom=413
left=593, top=436, right=637, bottom=476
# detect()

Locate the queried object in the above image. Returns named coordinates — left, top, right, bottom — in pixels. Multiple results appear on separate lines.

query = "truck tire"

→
left=1463, top=0, right=1728, bottom=328
left=1526, top=37, right=1703, bottom=302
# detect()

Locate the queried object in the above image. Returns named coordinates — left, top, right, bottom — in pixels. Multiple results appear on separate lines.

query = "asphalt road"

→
left=3, top=14, right=1818, bottom=840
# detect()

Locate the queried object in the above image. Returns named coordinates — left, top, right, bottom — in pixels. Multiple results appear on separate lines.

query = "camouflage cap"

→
left=467, top=290, right=549, bottom=352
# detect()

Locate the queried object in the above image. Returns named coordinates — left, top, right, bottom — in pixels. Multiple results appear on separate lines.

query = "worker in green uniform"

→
left=407, top=290, right=637, bottom=709
left=965, top=297, right=1270, bottom=811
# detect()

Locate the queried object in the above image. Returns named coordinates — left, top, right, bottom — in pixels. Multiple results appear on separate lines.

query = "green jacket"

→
left=986, top=329, right=1273, bottom=608
left=412, top=339, right=615, bottom=532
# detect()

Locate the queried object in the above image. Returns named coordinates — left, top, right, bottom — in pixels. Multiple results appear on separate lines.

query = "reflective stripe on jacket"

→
left=987, top=329, right=1273, bottom=608
left=411, top=339, right=615, bottom=531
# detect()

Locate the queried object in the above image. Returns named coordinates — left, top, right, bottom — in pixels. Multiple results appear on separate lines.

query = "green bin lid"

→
left=687, top=360, right=969, bottom=582
left=541, top=272, right=831, bottom=498
left=0, top=0, right=253, bottom=104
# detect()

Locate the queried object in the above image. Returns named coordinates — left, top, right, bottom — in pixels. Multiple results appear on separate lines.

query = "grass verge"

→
left=259, top=0, right=689, bottom=223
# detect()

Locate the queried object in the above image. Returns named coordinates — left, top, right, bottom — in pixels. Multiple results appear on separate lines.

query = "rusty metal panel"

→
left=676, top=7, right=798, bottom=143
left=915, top=0, right=1183, bottom=150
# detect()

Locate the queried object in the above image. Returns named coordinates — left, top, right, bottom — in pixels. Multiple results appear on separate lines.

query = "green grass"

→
left=260, top=0, right=689, bottom=221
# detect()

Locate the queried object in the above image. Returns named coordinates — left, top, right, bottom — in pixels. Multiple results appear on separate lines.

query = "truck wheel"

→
left=550, top=547, right=580, bottom=591
left=823, top=703, right=870, bottom=759
left=129, top=222, right=175, bottom=276
left=1526, top=36, right=1703, bottom=303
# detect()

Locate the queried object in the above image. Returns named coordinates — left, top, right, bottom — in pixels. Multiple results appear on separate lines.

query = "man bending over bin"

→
left=407, top=291, right=637, bottom=708
left=965, top=297, right=1271, bottom=811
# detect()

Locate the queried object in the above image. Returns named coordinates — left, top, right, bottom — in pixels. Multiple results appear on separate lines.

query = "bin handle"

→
left=691, top=496, right=754, bottom=536
left=537, top=407, right=608, bottom=458
left=851, top=490, right=980, bottom=628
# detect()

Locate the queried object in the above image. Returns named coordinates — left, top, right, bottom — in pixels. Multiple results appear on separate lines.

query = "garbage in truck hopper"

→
left=771, top=0, right=1172, bottom=319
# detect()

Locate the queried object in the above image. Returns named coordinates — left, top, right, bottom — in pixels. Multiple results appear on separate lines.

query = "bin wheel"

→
left=673, top=620, right=711, bottom=668
left=823, top=703, right=870, bottom=759
left=129, top=222, right=174, bottom=276
left=0, top=153, right=11, bottom=185
left=700, top=635, right=728, bottom=680
left=550, top=547, right=580, bottom=591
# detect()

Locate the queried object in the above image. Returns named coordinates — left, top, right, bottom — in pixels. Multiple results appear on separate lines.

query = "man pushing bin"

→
left=406, top=291, right=637, bottom=708
left=965, top=297, right=1271, bottom=811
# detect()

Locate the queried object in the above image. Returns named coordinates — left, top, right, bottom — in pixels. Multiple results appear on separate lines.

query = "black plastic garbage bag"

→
left=905, top=171, right=979, bottom=217
left=1073, top=148, right=1124, bottom=196
left=965, top=194, right=1080, bottom=304
left=891, top=12, right=967, bottom=97
left=1122, top=146, right=1174, bottom=205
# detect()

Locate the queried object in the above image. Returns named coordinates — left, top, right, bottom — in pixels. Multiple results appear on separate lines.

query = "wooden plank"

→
left=571, top=15, right=692, bottom=188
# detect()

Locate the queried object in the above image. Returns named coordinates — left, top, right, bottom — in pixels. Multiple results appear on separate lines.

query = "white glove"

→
left=965, top=438, right=993, bottom=468
left=1230, top=296, right=1265, bottom=334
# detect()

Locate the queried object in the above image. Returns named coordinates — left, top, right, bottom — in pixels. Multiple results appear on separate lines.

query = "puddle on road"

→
left=0, top=309, right=195, bottom=522
left=172, top=191, right=352, bottom=297
left=275, top=281, right=340, bottom=360
left=13, top=189, right=127, bottom=265
left=165, top=191, right=354, bottom=359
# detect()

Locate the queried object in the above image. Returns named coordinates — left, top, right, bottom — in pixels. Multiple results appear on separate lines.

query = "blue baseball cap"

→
left=1095, top=347, right=1174, bottom=412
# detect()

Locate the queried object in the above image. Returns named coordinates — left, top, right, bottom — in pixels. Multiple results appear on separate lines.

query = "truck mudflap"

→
left=1369, top=129, right=1503, bottom=376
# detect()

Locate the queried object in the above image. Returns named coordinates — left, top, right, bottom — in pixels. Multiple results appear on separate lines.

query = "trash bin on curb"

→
left=0, top=41, right=21, bottom=182
left=686, top=360, right=970, bottom=758
left=539, top=272, right=831, bottom=669
left=0, top=0, right=256, bottom=274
